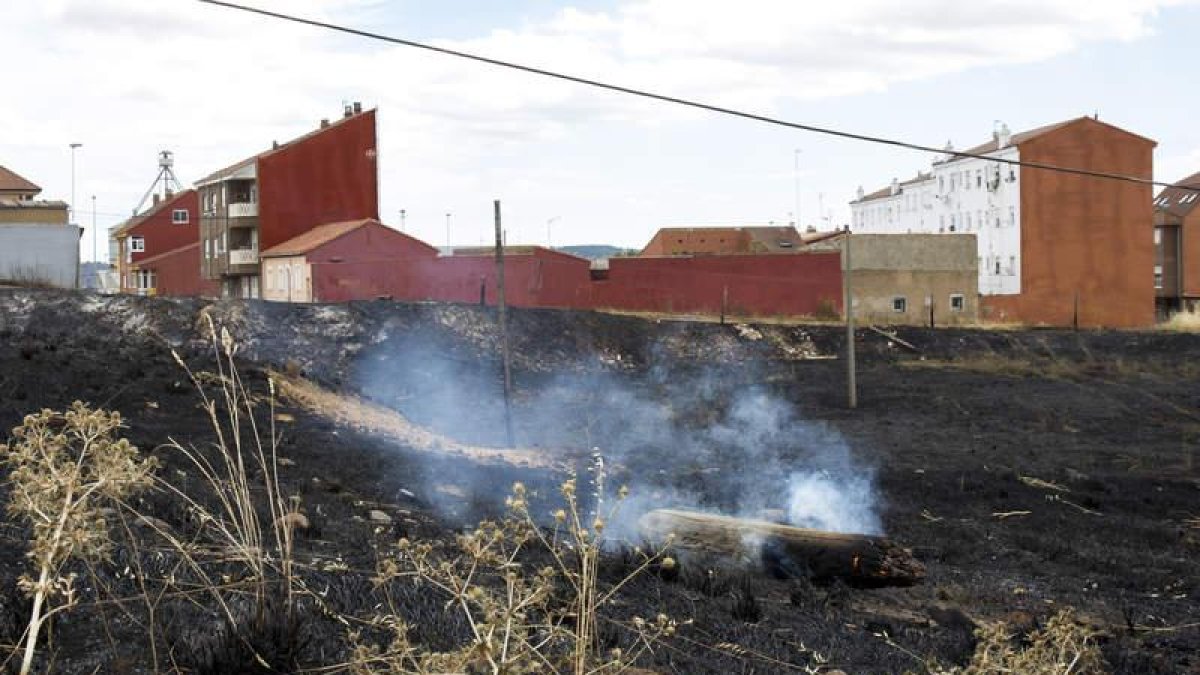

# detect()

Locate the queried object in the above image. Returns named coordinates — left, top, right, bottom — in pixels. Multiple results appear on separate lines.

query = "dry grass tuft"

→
left=351, top=458, right=679, bottom=674
left=0, top=403, right=157, bottom=675
left=930, top=608, right=1108, bottom=674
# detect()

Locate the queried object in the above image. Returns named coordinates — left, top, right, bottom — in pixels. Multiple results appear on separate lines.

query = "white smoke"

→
left=785, top=470, right=882, bottom=535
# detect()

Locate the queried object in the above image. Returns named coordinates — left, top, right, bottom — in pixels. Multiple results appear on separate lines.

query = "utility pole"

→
left=495, top=200, right=515, bottom=448
left=399, top=209, right=406, bottom=231
left=547, top=216, right=559, bottom=248
left=445, top=212, right=452, bottom=252
left=844, top=226, right=857, bottom=409
left=793, top=148, right=802, bottom=229
left=91, top=195, right=98, bottom=288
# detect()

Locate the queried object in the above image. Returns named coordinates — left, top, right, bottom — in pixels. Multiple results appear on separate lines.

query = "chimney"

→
left=152, top=193, right=161, bottom=206
left=320, top=118, right=330, bottom=128
left=165, top=188, right=174, bottom=199
left=344, top=104, right=353, bottom=118
left=272, top=140, right=280, bottom=150
left=998, top=123, right=1012, bottom=148
left=856, top=185, right=865, bottom=201
left=890, top=177, right=900, bottom=196
left=353, top=101, right=362, bottom=114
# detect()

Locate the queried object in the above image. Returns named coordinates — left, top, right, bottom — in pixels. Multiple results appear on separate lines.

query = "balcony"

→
left=228, top=202, right=258, bottom=218
left=229, top=248, right=259, bottom=266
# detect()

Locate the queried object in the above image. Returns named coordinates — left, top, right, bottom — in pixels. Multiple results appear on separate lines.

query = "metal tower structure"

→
left=131, top=150, right=185, bottom=215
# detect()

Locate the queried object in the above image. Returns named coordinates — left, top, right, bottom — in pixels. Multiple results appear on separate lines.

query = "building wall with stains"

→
left=984, top=119, right=1155, bottom=327
left=257, top=110, right=379, bottom=252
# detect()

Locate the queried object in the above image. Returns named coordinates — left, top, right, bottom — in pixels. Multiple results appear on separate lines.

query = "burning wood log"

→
left=639, top=509, right=925, bottom=587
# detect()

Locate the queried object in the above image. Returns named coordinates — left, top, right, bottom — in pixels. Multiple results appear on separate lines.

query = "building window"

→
left=1154, top=265, right=1163, bottom=289
left=130, top=236, right=145, bottom=253
left=172, top=209, right=189, bottom=224
left=995, top=259, right=1001, bottom=275
left=939, top=176, right=945, bottom=192
left=893, top=296, right=907, bottom=313
left=1008, top=207, right=1016, bottom=227
left=1009, top=255, right=1016, bottom=275
left=1154, top=229, right=1162, bottom=245
left=950, top=294, right=965, bottom=312
left=976, top=170, right=982, bottom=188
left=204, top=239, right=210, bottom=259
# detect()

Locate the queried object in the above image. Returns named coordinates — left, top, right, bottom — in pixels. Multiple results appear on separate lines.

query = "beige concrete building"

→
left=0, top=165, right=79, bottom=288
left=808, top=233, right=979, bottom=326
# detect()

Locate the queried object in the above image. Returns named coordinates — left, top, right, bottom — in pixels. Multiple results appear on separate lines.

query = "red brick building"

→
left=261, top=219, right=438, bottom=303
left=1153, top=170, right=1200, bottom=315
left=111, top=189, right=218, bottom=296
left=198, top=104, right=379, bottom=298
left=640, top=226, right=808, bottom=256
left=981, top=118, right=1156, bottom=327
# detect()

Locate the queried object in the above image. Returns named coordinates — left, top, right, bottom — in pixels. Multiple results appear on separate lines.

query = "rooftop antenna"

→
left=132, top=151, right=185, bottom=215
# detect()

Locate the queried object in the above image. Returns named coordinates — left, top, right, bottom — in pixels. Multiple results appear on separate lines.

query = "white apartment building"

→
left=850, top=124, right=1023, bottom=296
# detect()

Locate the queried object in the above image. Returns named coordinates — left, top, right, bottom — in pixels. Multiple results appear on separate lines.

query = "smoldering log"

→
left=639, top=509, right=925, bottom=586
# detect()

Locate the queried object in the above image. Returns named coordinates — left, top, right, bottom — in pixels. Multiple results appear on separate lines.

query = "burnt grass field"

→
left=0, top=289, right=1197, bottom=673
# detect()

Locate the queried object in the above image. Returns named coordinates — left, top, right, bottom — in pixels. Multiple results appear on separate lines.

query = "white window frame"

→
left=172, top=209, right=189, bottom=224
left=892, top=296, right=907, bottom=313
left=949, top=294, right=965, bottom=312
left=130, top=236, right=145, bottom=253
left=1154, top=265, right=1164, bottom=290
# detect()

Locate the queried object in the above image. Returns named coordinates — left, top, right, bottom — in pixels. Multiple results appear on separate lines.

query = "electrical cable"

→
left=197, top=0, right=1198, bottom=194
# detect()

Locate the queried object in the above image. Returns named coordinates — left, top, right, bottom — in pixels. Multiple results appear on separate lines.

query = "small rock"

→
left=277, top=512, right=310, bottom=530
left=278, top=457, right=296, bottom=467
left=369, top=509, right=392, bottom=524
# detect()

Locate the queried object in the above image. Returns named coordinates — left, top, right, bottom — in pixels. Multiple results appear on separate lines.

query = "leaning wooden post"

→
left=844, top=227, right=857, bottom=409
left=495, top=200, right=515, bottom=448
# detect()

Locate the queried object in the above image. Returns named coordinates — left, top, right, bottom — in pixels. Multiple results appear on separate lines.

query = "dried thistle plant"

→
left=0, top=403, right=157, bottom=675
left=353, top=468, right=678, bottom=675
left=925, top=608, right=1108, bottom=675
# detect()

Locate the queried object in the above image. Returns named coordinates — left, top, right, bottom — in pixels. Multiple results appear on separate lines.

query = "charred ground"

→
left=0, top=290, right=1196, bottom=673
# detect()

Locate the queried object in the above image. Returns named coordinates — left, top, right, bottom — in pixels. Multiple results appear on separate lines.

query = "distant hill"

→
left=556, top=245, right=637, bottom=260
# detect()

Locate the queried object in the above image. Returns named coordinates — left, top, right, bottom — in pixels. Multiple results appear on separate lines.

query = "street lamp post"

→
left=69, top=143, right=83, bottom=224
left=399, top=209, right=406, bottom=231
left=793, top=148, right=802, bottom=229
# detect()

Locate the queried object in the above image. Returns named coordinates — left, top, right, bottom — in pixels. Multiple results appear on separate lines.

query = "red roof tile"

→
left=0, top=166, right=41, bottom=194
left=260, top=219, right=374, bottom=258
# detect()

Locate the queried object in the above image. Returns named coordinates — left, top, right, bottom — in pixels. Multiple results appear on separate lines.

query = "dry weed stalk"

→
left=925, top=608, right=1108, bottom=675
left=352, top=460, right=677, bottom=674
left=0, top=403, right=157, bottom=675
left=147, top=316, right=304, bottom=666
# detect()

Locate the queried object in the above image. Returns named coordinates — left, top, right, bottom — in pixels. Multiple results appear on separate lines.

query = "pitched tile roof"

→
left=0, top=166, right=41, bottom=194
left=260, top=219, right=374, bottom=257
left=936, top=118, right=1082, bottom=165
left=1154, top=170, right=1200, bottom=219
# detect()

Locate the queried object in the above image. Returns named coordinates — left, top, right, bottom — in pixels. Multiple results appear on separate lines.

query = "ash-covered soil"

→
left=0, top=289, right=1197, bottom=674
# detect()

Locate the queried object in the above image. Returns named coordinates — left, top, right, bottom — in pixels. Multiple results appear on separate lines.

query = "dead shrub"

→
left=0, top=403, right=157, bottom=675
left=930, top=608, right=1108, bottom=675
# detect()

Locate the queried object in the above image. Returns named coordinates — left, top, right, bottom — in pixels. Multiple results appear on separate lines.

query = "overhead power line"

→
left=199, top=0, right=1196, bottom=194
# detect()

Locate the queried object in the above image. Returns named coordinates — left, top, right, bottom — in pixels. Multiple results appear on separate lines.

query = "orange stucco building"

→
left=981, top=118, right=1156, bottom=328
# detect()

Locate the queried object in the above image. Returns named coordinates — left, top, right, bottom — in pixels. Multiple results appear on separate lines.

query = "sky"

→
left=2, top=0, right=1199, bottom=261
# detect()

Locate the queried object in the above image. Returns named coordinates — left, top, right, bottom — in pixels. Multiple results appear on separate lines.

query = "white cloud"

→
left=0, top=0, right=1191, bottom=254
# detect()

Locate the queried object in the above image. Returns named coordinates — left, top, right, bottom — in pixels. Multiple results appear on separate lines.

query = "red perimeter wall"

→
left=257, top=111, right=380, bottom=251
left=309, top=245, right=842, bottom=318
left=592, top=254, right=842, bottom=317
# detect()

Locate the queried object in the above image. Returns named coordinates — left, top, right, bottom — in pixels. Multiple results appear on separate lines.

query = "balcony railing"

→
left=229, top=248, right=259, bottom=266
left=228, top=202, right=258, bottom=218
